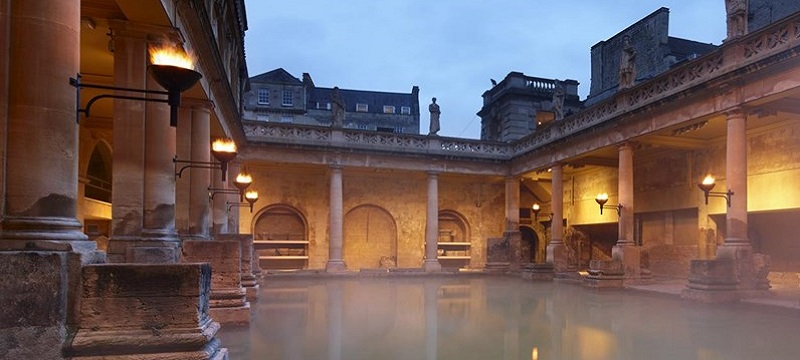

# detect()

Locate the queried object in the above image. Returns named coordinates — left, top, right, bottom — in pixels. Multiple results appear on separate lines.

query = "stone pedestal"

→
left=682, top=259, right=740, bottom=303
left=485, top=237, right=510, bottom=273
left=521, top=263, right=555, bottom=281
left=612, top=245, right=641, bottom=280
left=182, top=241, right=250, bottom=325
left=216, top=234, right=259, bottom=301
left=584, top=259, right=625, bottom=289
left=65, top=263, right=228, bottom=359
left=505, top=230, right=523, bottom=271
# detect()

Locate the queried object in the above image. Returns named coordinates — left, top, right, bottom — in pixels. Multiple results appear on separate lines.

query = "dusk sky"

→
left=243, top=1, right=727, bottom=139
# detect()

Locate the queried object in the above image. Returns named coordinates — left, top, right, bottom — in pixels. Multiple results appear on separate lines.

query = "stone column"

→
left=106, top=22, right=147, bottom=262
left=546, top=164, right=568, bottom=271
left=226, top=161, right=241, bottom=233
left=505, top=177, right=520, bottom=230
left=718, top=109, right=751, bottom=256
left=1, top=0, right=90, bottom=248
left=141, top=73, right=179, bottom=239
left=611, top=142, right=640, bottom=279
left=175, top=107, right=191, bottom=237
left=326, top=165, right=346, bottom=272
left=423, top=171, right=442, bottom=272
left=504, top=176, right=523, bottom=270
left=188, top=100, right=213, bottom=239
left=211, top=165, right=228, bottom=235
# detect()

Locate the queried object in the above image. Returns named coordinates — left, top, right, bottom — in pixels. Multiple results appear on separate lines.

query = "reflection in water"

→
left=218, top=276, right=800, bottom=360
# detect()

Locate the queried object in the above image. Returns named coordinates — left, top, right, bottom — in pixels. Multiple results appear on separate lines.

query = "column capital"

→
left=108, top=19, right=183, bottom=43
left=182, top=98, right=215, bottom=112
left=426, top=170, right=439, bottom=177
left=724, top=107, right=748, bottom=119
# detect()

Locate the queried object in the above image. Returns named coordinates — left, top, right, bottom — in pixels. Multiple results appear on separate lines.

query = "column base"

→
left=612, top=244, right=641, bottom=280
left=584, top=259, right=625, bottom=289
left=422, top=259, right=442, bottom=272
left=326, top=260, right=347, bottom=273
left=546, top=242, right=570, bottom=273
left=107, top=236, right=181, bottom=263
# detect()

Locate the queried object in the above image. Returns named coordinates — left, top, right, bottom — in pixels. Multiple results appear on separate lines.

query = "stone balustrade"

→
left=242, top=11, right=800, bottom=167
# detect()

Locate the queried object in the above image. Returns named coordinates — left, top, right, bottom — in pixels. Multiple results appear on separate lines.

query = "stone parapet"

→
left=65, top=263, right=228, bottom=359
left=182, top=240, right=250, bottom=325
left=215, top=234, right=259, bottom=301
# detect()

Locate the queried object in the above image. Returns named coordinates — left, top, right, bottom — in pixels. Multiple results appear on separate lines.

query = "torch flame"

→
left=245, top=190, right=259, bottom=201
left=149, top=44, right=195, bottom=70
left=236, top=172, right=253, bottom=185
left=212, top=138, right=237, bottom=154
left=702, top=175, right=715, bottom=185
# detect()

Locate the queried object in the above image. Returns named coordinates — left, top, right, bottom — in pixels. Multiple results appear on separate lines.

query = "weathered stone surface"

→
left=66, top=263, right=228, bottom=359
left=486, top=237, right=509, bottom=263
left=182, top=240, right=250, bottom=325
left=216, top=234, right=259, bottom=301
left=0, top=252, right=68, bottom=360
left=584, top=259, right=625, bottom=289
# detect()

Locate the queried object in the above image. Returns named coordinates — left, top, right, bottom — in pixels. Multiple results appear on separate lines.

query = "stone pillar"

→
left=1, top=0, right=89, bottom=247
left=106, top=22, right=181, bottom=263
left=326, top=165, right=347, bottom=272
left=182, top=240, right=250, bottom=324
left=423, top=171, right=442, bottom=272
left=611, top=142, right=640, bottom=279
left=175, top=106, right=191, bottom=236
left=106, top=22, right=147, bottom=262
left=718, top=109, right=751, bottom=256
left=217, top=233, right=259, bottom=301
left=504, top=176, right=523, bottom=270
left=64, top=263, right=228, bottom=359
left=547, top=164, right=568, bottom=272
left=226, top=161, right=241, bottom=234
left=505, top=177, right=520, bottom=230
left=188, top=100, right=213, bottom=239
left=211, top=165, right=229, bottom=235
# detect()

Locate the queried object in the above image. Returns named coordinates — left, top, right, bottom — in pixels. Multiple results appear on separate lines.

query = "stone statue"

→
left=552, top=79, right=565, bottom=121
left=331, top=86, right=345, bottom=127
left=428, top=97, right=440, bottom=136
left=725, top=0, right=748, bottom=40
left=618, top=35, right=636, bottom=90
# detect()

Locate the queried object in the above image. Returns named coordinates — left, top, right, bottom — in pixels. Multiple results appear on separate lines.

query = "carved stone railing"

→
left=242, top=121, right=510, bottom=160
left=242, top=12, right=800, bottom=165
left=512, top=11, right=800, bottom=156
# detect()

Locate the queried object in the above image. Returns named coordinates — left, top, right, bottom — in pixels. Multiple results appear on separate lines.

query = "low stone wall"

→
left=65, top=263, right=228, bottom=359
left=182, top=240, right=250, bottom=325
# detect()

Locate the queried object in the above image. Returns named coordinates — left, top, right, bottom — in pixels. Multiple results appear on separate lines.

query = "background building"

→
left=243, top=68, right=421, bottom=134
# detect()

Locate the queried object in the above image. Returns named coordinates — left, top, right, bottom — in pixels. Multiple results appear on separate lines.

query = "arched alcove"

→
left=519, top=225, right=540, bottom=264
left=253, top=204, right=309, bottom=270
left=343, top=204, right=397, bottom=270
left=438, top=210, right=472, bottom=268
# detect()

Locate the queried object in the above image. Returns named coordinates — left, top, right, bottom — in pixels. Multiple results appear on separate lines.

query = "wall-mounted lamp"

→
left=595, top=193, right=622, bottom=217
left=174, top=138, right=238, bottom=181
left=532, top=203, right=541, bottom=221
left=697, top=175, right=733, bottom=207
left=70, top=44, right=201, bottom=126
left=228, top=190, right=258, bottom=213
left=208, top=169, right=253, bottom=201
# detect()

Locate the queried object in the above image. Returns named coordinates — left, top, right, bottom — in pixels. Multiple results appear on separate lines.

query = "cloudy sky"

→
left=243, top=1, right=726, bottom=139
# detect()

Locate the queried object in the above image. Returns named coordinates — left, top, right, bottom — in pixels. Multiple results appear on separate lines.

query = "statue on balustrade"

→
left=552, top=79, right=565, bottom=121
left=618, top=35, right=636, bottom=90
left=428, top=97, right=441, bottom=136
left=331, top=86, right=345, bottom=127
left=725, top=0, right=748, bottom=40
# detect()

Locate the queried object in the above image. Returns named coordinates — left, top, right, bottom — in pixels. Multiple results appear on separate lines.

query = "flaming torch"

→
left=148, top=44, right=202, bottom=127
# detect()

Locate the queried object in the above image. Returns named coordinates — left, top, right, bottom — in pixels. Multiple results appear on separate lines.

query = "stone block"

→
left=521, top=263, right=554, bottom=281
left=0, top=252, right=69, bottom=360
left=686, top=259, right=738, bottom=289
left=215, top=234, right=259, bottom=301
left=584, top=259, right=625, bottom=289
left=127, top=246, right=180, bottom=263
left=182, top=240, right=250, bottom=325
left=66, top=263, right=228, bottom=359
left=486, top=237, right=509, bottom=263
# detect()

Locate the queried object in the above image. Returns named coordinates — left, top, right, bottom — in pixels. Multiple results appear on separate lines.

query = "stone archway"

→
left=253, top=205, right=309, bottom=270
left=344, top=205, right=397, bottom=270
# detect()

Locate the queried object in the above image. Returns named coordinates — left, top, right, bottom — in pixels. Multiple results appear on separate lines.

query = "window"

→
left=383, top=105, right=395, bottom=114
left=280, top=115, right=293, bottom=123
left=256, top=114, right=269, bottom=122
left=316, top=102, right=331, bottom=110
left=282, top=90, right=293, bottom=106
left=357, top=124, right=369, bottom=130
left=393, top=126, right=405, bottom=133
left=400, top=106, right=411, bottom=115
left=257, top=89, right=269, bottom=105
left=356, top=103, right=368, bottom=112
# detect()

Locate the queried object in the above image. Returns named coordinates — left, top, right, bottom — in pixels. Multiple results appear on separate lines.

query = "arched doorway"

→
left=344, top=205, right=397, bottom=270
left=253, top=205, right=308, bottom=270
left=520, top=226, right=539, bottom=264
left=83, top=141, right=113, bottom=249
